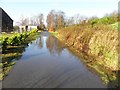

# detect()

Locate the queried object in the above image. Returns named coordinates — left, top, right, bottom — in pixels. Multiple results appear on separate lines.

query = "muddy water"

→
left=2, top=31, right=106, bottom=88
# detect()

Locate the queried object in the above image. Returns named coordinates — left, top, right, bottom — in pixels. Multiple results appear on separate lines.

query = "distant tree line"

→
left=15, top=10, right=118, bottom=31
left=16, top=14, right=45, bottom=31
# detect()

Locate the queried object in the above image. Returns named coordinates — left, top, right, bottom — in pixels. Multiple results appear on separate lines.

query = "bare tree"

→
left=39, top=14, right=45, bottom=30
left=56, top=11, right=65, bottom=29
left=29, top=15, right=43, bottom=26
left=46, top=10, right=55, bottom=31
left=46, top=10, right=65, bottom=31
left=65, top=17, right=75, bottom=26
left=17, top=15, right=29, bottom=26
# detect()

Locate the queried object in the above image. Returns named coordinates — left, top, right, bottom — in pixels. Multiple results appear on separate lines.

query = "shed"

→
left=0, top=8, right=13, bottom=32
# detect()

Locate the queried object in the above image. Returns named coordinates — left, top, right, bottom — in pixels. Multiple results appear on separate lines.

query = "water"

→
left=2, top=31, right=106, bottom=88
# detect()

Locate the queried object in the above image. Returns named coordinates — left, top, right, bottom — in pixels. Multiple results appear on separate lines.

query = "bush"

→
left=7, top=35, right=18, bottom=45
left=28, top=29, right=38, bottom=35
left=2, top=37, right=8, bottom=50
left=13, top=26, right=19, bottom=31
left=1, top=29, right=38, bottom=47
left=89, top=14, right=118, bottom=27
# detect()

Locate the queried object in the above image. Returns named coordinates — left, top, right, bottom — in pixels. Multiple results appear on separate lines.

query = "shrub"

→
left=1, top=29, right=38, bottom=47
left=2, top=37, right=8, bottom=50
left=13, top=26, right=19, bottom=31
left=28, top=29, right=38, bottom=35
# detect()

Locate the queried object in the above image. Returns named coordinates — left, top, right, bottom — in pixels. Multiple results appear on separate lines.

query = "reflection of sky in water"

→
left=43, top=36, right=47, bottom=48
left=3, top=32, right=107, bottom=88
left=14, top=32, right=80, bottom=62
left=13, top=32, right=86, bottom=67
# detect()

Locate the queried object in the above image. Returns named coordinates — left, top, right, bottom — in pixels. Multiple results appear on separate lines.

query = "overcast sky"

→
left=0, top=0, right=119, bottom=25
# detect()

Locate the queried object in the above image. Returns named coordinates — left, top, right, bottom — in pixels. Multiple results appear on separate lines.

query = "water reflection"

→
left=32, top=32, right=118, bottom=88
left=39, top=35, right=43, bottom=49
left=2, top=32, right=119, bottom=88
left=1, top=32, right=65, bottom=80
left=46, top=35, right=64, bottom=55
left=1, top=44, right=29, bottom=79
left=36, top=32, right=65, bottom=55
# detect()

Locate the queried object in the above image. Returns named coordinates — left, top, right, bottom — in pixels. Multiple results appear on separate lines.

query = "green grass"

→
left=50, top=31, right=58, bottom=36
left=0, top=32, right=17, bottom=38
left=111, top=22, right=119, bottom=30
left=0, top=32, right=13, bottom=43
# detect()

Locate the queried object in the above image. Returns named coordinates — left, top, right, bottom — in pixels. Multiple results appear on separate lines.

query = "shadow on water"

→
left=1, top=32, right=39, bottom=79
left=107, top=70, right=120, bottom=89
left=1, top=43, right=29, bottom=79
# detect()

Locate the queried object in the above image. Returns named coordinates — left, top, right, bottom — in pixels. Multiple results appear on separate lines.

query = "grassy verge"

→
left=111, top=22, right=119, bottom=30
left=50, top=31, right=58, bottom=36
left=52, top=24, right=119, bottom=87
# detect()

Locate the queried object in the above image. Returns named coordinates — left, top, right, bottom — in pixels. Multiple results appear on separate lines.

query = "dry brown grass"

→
left=55, top=24, right=119, bottom=86
left=57, top=24, right=119, bottom=71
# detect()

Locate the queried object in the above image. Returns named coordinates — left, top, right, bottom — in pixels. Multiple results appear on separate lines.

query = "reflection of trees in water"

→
left=39, top=35, right=43, bottom=49
left=2, top=44, right=28, bottom=62
left=30, top=36, right=43, bottom=49
left=1, top=44, right=29, bottom=79
left=46, top=35, right=64, bottom=55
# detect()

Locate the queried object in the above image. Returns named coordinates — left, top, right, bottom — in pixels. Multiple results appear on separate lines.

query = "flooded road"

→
left=2, top=31, right=106, bottom=88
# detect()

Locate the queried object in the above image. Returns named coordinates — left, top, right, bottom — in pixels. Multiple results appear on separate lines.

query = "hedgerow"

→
left=1, top=29, right=38, bottom=50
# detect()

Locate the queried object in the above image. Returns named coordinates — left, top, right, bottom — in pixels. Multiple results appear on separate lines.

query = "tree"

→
left=17, top=15, right=29, bottom=26
left=56, top=11, right=65, bottom=29
left=13, top=26, right=19, bottom=31
left=39, top=14, right=45, bottom=30
left=65, top=17, right=75, bottom=26
left=46, top=10, right=56, bottom=31
left=29, top=14, right=44, bottom=26
left=72, top=14, right=85, bottom=25
left=29, top=16, right=36, bottom=26
left=46, top=10, right=65, bottom=31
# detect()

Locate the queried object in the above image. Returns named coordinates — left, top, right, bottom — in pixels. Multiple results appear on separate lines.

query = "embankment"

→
left=53, top=24, right=119, bottom=86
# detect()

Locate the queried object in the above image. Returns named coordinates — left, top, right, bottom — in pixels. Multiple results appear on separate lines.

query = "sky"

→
left=0, top=0, right=119, bottom=25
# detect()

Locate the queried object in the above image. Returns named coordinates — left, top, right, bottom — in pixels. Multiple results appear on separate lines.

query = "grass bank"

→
left=51, top=24, right=119, bottom=87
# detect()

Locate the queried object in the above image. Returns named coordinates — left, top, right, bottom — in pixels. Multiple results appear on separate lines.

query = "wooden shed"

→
left=0, top=8, right=13, bottom=32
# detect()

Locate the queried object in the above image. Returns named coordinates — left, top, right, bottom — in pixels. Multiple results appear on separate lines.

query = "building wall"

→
left=19, top=26, right=37, bottom=33
left=0, top=8, right=13, bottom=32
left=28, top=26, right=37, bottom=31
